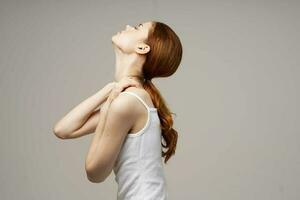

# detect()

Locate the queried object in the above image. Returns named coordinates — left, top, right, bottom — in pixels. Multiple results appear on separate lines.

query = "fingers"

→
left=129, top=79, right=140, bottom=87
left=108, top=87, right=121, bottom=102
left=108, top=78, right=141, bottom=102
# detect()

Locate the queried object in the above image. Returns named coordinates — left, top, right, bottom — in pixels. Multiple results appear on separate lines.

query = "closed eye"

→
left=134, top=23, right=143, bottom=30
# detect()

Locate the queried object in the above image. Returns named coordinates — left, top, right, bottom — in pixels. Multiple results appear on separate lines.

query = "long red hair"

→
left=142, top=21, right=183, bottom=164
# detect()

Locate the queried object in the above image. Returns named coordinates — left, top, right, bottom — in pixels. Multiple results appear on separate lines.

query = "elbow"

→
left=86, top=173, right=104, bottom=183
left=53, top=125, right=69, bottom=139
left=85, top=164, right=106, bottom=183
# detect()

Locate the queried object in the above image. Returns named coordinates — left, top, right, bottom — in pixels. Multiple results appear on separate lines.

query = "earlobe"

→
left=135, top=45, right=150, bottom=54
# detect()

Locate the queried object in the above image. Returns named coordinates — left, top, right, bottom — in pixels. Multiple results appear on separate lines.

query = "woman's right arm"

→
left=53, top=82, right=116, bottom=139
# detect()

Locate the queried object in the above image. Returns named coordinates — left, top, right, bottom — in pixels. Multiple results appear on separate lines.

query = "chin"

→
left=111, top=34, right=118, bottom=44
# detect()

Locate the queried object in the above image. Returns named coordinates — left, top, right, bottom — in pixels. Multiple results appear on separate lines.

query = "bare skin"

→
left=53, top=78, right=141, bottom=139
left=53, top=21, right=155, bottom=183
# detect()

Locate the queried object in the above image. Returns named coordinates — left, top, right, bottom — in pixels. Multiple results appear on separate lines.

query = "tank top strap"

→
left=120, top=91, right=157, bottom=111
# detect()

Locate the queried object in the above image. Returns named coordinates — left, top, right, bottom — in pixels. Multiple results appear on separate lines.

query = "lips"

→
left=117, top=30, right=125, bottom=34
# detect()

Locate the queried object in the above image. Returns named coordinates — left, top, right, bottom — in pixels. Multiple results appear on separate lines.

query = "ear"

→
left=134, top=43, right=150, bottom=55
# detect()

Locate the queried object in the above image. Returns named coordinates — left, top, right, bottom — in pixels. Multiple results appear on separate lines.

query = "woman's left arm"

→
left=84, top=94, right=138, bottom=183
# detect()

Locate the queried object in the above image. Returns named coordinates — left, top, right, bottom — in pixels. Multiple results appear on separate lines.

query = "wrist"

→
left=107, top=82, right=116, bottom=90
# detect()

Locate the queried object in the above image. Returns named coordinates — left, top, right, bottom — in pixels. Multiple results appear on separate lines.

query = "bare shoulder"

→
left=121, top=86, right=155, bottom=108
left=108, top=91, right=140, bottom=118
left=107, top=86, right=152, bottom=122
left=122, top=86, right=151, bottom=100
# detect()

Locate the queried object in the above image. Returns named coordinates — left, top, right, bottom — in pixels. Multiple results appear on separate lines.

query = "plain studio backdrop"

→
left=1, top=0, right=299, bottom=199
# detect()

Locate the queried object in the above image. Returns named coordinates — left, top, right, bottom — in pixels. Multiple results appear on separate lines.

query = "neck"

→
left=113, top=47, right=146, bottom=85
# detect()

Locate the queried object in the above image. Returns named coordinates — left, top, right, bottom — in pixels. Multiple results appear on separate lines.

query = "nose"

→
left=125, top=24, right=133, bottom=30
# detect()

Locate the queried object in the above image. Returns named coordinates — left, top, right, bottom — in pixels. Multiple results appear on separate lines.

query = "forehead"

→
left=140, top=21, right=153, bottom=31
left=143, top=21, right=152, bottom=28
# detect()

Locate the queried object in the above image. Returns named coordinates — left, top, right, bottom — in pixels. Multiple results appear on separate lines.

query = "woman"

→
left=53, top=20, right=182, bottom=199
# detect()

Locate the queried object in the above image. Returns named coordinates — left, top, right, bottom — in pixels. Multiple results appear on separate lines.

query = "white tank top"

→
left=113, top=91, right=168, bottom=200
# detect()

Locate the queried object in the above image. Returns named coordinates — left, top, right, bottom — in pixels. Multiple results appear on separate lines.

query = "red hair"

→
left=142, top=21, right=183, bottom=164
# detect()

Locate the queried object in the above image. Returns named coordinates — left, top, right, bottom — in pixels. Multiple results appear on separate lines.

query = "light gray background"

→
left=1, top=0, right=299, bottom=199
